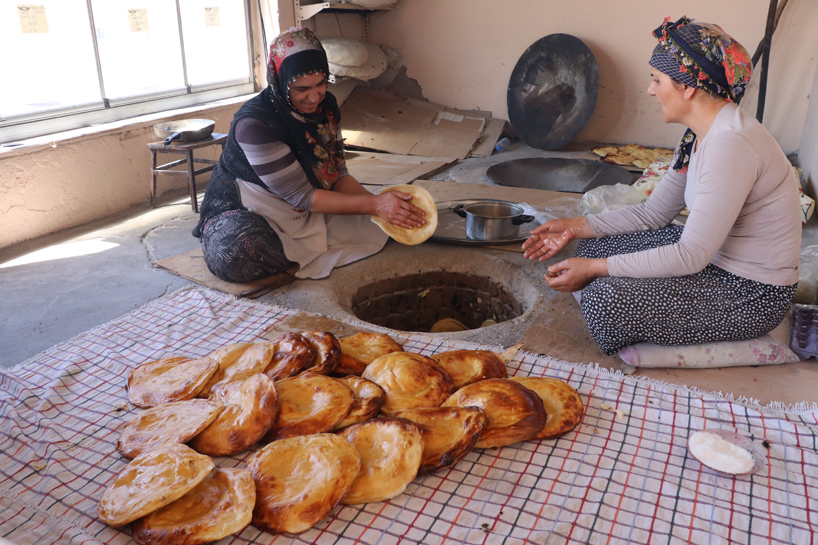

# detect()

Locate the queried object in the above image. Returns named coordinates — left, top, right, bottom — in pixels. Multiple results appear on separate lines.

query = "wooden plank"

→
left=154, top=248, right=296, bottom=298
left=340, top=87, right=483, bottom=160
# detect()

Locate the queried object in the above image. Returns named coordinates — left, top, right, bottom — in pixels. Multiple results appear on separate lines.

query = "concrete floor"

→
left=2, top=141, right=818, bottom=398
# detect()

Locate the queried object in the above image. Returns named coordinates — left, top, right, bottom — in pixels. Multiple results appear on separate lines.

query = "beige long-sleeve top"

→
left=585, top=104, right=801, bottom=286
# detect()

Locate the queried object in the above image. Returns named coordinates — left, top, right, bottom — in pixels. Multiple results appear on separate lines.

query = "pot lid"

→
left=507, top=34, right=599, bottom=151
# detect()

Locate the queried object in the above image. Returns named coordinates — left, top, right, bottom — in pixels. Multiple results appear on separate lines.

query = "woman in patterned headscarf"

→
left=523, top=16, right=801, bottom=356
left=194, top=28, right=426, bottom=282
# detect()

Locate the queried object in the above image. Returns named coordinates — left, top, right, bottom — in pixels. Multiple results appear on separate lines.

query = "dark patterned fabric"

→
left=577, top=226, right=796, bottom=355
left=200, top=209, right=294, bottom=282
left=649, top=16, right=752, bottom=173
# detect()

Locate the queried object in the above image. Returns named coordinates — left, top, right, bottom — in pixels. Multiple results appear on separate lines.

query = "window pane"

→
left=0, top=1, right=103, bottom=120
left=179, top=0, right=251, bottom=88
left=90, top=0, right=187, bottom=101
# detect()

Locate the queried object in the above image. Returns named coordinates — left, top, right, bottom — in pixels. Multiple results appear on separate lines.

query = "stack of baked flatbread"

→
left=592, top=144, right=674, bottom=169
left=98, top=331, right=584, bottom=541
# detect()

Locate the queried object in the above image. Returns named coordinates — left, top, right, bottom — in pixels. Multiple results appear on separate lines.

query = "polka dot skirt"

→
left=576, top=226, right=797, bottom=355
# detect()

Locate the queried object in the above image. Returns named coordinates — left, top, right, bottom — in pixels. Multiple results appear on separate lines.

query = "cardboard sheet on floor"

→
left=345, top=151, right=457, bottom=185
left=340, top=87, right=486, bottom=159
left=469, top=116, right=509, bottom=157
left=153, top=248, right=296, bottom=297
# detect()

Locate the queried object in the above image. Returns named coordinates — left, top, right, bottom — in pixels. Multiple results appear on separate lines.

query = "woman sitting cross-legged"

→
left=522, top=16, right=801, bottom=356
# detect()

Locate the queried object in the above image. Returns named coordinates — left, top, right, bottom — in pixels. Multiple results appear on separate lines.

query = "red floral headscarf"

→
left=649, top=16, right=752, bottom=172
left=266, top=27, right=330, bottom=112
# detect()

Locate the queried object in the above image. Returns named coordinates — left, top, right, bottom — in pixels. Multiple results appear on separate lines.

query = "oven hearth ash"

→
left=351, top=271, right=525, bottom=333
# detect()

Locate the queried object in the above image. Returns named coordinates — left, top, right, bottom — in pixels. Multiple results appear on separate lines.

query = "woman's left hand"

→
left=374, top=191, right=427, bottom=229
left=543, top=257, right=608, bottom=292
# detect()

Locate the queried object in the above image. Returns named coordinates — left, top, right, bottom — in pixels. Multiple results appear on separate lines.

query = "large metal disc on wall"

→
left=507, top=34, right=599, bottom=150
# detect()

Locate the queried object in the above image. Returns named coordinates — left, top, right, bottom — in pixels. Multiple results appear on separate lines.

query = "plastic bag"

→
left=795, top=245, right=818, bottom=304
left=579, top=183, right=645, bottom=215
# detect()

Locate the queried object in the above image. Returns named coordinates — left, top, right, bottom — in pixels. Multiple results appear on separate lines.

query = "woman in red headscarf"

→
left=193, top=28, right=425, bottom=281
left=523, top=17, right=801, bottom=355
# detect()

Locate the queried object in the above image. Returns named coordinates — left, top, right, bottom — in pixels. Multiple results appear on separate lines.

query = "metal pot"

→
left=153, top=119, right=216, bottom=145
left=453, top=201, right=535, bottom=240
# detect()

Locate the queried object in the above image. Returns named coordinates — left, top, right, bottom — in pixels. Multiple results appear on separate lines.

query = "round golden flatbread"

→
left=442, top=378, right=546, bottom=449
left=362, top=351, right=454, bottom=415
left=334, top=376, right=386, bottom=429
left=300, top=331, right=341, bottom=375
left=431, top=349, right=508, bottom=389
left=198, top=343, right=254, bottom=397
left=200, top=342, right=275, bottom=397
left=592, top=146, right=619, bottom=157
left=264, top=332, right=315, bottom=380
left=246, top=434, right=361, bottom=535
left=602, top=154, right=634, bottom=166
left=394, top=406, right=487, bottom=475
left=117, top=399, right=224, bottom=459
left=189, top=373, right=279, bottom=456
left=370, top=185, right=438, bottom=245
left=131, top=467, right=255, bottom=545
left=337, top=332, right=403, bottom=376
left=508, top=377, right=583, bottom=439
left=263, top=371, right=354, bottom=441
left=98, top=443, right=214, bottom=528
left=127, top=356, right=219, bottom=409
left=338, top=417, right=423, bottom=504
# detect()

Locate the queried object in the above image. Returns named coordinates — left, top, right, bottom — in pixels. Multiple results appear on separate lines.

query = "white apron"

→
left=237, top=180, right=388, bottom=279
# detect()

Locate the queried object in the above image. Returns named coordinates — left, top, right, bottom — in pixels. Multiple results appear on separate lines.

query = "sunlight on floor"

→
left=0, top=239, right=120, bottom=269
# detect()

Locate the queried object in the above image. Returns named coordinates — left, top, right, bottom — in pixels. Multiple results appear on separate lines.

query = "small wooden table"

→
left=147, top=133, right=227, bottom=212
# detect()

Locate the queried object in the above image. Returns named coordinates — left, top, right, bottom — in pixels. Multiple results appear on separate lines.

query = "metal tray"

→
left=430, top=199, right=541, bottom=246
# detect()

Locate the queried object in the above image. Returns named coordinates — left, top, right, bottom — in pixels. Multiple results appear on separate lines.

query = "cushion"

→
left=617, top=334, right=800, bottom=368
left=322, top=37, right=368, bottom=67
left=329, top=42, right=388, bottom=80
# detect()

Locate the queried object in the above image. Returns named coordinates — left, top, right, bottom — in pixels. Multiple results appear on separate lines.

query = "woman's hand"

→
left=543, top=257, right=608, bottom=292
left=374, top=191, right=427, bottom=229
left=522, top=217, right=591, bottom=261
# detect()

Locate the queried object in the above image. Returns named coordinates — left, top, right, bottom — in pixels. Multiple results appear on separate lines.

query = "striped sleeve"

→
left=234, top=116, right=315, bottom=210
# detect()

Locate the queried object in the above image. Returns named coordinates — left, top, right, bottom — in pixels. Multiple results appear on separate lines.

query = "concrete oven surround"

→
left=259, top=241, right=558, bottom=349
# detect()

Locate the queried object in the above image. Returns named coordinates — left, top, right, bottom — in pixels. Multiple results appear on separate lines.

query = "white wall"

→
left=367, top=0, right=817, bottom=152
left=799, top=54, right=818, bottom=198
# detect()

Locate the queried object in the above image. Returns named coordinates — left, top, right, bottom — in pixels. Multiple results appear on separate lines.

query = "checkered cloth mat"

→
left=1, top=286, right=816, bottom=544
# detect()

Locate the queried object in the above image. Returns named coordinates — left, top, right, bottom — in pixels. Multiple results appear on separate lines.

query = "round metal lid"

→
left=507, top=34, right=599, bottom=150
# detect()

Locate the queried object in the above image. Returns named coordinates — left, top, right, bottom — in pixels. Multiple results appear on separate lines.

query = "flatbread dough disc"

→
left=370, top=185, right=438, bottom=245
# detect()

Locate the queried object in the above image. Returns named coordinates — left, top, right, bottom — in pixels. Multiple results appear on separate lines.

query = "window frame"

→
left=0, top=0, right=256, bottom=144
